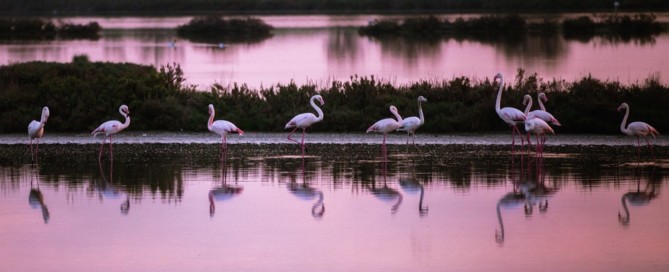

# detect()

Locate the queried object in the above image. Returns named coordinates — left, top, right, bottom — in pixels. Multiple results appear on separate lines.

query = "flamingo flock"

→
left=25, top=72, right=660, bottom=162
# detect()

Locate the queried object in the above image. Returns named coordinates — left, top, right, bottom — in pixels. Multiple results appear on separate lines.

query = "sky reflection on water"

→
left=0, top=142, right=668, bottom=271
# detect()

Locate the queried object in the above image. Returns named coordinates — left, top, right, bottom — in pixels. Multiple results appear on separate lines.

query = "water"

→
left=1, top=14, right=668, bottom=88
left=1, top=134, right=668, bottom=271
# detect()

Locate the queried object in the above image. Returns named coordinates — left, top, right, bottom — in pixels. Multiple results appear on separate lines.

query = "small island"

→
left=176, top=15, right=273, bottom=44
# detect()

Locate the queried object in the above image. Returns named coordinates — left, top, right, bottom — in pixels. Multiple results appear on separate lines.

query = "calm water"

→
left=0, top=14, right=668, bottom=88
left=1, top=134, right=668, bottom=271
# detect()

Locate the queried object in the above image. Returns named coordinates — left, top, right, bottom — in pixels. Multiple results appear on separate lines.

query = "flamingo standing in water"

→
left=494, top=73, right=527, bottom=151
left=28, top=106, right=50, bottom=161
left=207, top=104, right=244, bottom=153
left=524, top=117, right=554, bottom=155
left=618, top=102, right=659, bottom=155
left=91, top=105, right=130, bottom=161
left=397, top=96, right=428, bottom=145
left=285, top=95, right=325, bottom=155
left=367, top=106, right=403, bottom=160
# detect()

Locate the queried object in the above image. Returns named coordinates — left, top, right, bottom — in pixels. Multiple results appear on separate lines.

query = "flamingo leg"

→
left=382, top=133, right=388, bottom=162
left=29, top=139, right=34, bottom=161
left=35, top=140, right=39, bottom=163
left=109, top=135, right=113, bottom=160
left=535, top=134, right=540, bottom=156
left=287, top=127, right=299, bottom=144
left=99, top=137, right=106, bottom=161
left=412, top=131, right=416, bottom=145
left=300, top=128, right=306, bottom=155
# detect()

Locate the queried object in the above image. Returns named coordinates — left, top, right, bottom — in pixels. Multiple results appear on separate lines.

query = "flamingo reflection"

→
left=287, top=156, right=325, bottom=218
left=399, top=177, right=428, bottom=216
left=209, top=150, right=243, bottom=217
left=367, top=160, right=403, bottom=214
left=618, top=168, right=659, bottom=226
left=495, top=186, right=529, bottom=244
left=524, top=157, right=558, bottom=215
left=29, top=168, right=50, bottom=224
left=95, top=159, right=130, bottom=215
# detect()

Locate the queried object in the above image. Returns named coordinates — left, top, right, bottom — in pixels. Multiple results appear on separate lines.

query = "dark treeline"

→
left=359, top=14, right=666, bottom=43
left=1, top=0, right=668, bottom=15
left=0, top=57, right=667, bottom=134
left=0, top=18, right=101, bottom=40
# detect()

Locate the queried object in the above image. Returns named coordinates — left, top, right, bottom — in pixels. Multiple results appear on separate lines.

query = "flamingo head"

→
left=522, top=94, right=532, bottom=106
left=494, top=73, right=503, bottom=81
left=208, top=104, right=215, bottom=115
left=389, top=105, right=399, bottom=115
left=41, top=106, right=50, bottom=123
left=120, top=105, right=130, bottom=117
left=418, top=96, right=427, bottom=103
left=617, top=103, right=629, bottom=112
left=313, top=95, right=325, bottom=106
left=539, top=92, right=548, bottom=103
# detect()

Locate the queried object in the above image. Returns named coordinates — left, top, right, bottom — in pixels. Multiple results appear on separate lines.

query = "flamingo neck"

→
left=311, top=96, right=324, bottom=121
left=620, top=106, right=630, bottom=134
left=495, top=77, right=504, bottom=114
left=40, top=112, right=49, bottom=124
left=392, top=193, right=403, bottom=212
left=392, top=109, right=403, bottom=124
left=418, top=100, right=425, bottom=125
left=524, top=97, right=533, bottom=116
left=538, top=94, right=546, bottom=111
left=496, top=202, right=505, bottom=242
left=121, top=113, right=131, bottom=130
left=208, top=108, right=215, bottom=131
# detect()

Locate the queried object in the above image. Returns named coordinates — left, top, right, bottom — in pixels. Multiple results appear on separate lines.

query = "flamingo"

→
left=208, top=104, right=244, bottom=153
left=208, top=149, right=243, bottom=217
left=367, top=105, right=403, bottom=160
left=397, top=96, right=428, bottom=145
left=28, top=106, right=50, bottom=161
left=495, top=191, right=527, bottom=244
left=618, top=102, right=659, bottom=155
left=91, top=105, right=130, bottom=161
left=494, top=73, right=527, bottom=151
left=285, top=95, right=325, bottom=155
left=524, top=117, right=554, bottom=155
left=96, top=159, right=130, bottom=215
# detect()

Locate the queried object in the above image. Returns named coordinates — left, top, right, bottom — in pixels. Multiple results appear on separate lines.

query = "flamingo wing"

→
left=367, top=118, right=401, bottom=133
left=28, top=120, right=44, bottom=139
left=92, top=120, right=123, bottom=136
left=628, top=122, right=659, bottom=137
left=499, top=107, right=526, bottom=126
left=285, top=113, right=318, bottom=129
left=529, top=110, right=561, bottom=126
left=211, top=120, right=243, bottom=136
left=398, top=116, right=421, bottom=132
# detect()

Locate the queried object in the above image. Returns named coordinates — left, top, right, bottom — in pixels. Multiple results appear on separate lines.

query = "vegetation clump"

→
left=0, top=59, right=667, bottom=134
left=359, top=14, right=666, bottom=42
left=0, top=18, right=100, bottom=40
left=176, top=16, right=273, bottom=43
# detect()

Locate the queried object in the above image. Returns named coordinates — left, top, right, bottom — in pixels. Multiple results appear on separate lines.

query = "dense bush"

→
left=0, top=59, right=667, bottom=135
left=176, top=16, right=273, bottom=43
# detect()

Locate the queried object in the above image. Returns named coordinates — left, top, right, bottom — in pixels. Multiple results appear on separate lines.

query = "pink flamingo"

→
left=28, top=106, right=50, bottom=161
left=618, top=102, right=659, bottom=155
left=208, top=104, right=244, bottom=153
left=397, top=96, right=427, bottom=145
left=524, top=117, right=554, bottom=156
left=285, top=95, right=325, bottom=154
left=494, top=73, right=527, bottom=150
left=91, top=105, right=130, bottom=161
left=367, top=105, right=403, bottom=160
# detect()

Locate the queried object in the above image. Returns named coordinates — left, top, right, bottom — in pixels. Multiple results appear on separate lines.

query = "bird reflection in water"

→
left=398, top=168, right=428, bottom=216
left=367, top=160, right=403, bottom=214
left=287, top=156, right=325, bottom=219
left=523, top=157, right=558, bottom=215
left=209, top=149, right=243, bottom=217
left=95, top=159, right=130, bottom=215
left=618, top=164, right=660, bottom=227
left=29, top=165, right=50, bottom=224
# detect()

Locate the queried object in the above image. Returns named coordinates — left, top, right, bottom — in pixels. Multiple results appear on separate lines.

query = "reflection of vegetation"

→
left=0, top=18, right=100, bottom=40
left=359, top=14, right=665, bottom=43
left=1, top=58, right=668, bottom=134
left=176, top=16, right=273, bottom=44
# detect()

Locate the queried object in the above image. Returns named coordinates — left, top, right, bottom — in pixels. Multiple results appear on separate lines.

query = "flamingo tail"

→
left=236, top=128, right=245, bottom=136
